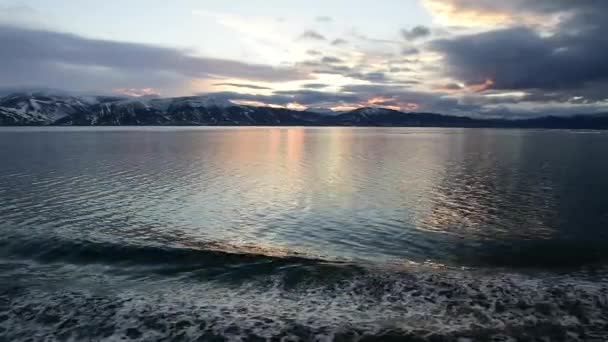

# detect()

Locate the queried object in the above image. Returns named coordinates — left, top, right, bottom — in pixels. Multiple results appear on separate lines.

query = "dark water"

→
left=1, top=127, right=608, bottom=341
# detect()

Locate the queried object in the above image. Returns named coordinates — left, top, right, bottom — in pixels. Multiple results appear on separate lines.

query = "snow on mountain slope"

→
left=304, top=107, right=338, bottom=115
left=0, top=93, right=241, bottom=125
left=352, top=107, right=399, bottom=117
left=102, top=95, right=239, bottom=112
left=0, top=93, right=97, bottom=124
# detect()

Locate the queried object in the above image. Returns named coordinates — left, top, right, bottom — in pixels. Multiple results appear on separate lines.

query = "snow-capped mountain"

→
left=1, top=92, right=608, bottom=129
left=304, top=107, right=339, bottom=115
left=0, top=92, right=96, bottom=125
left=0, top=92, right=328, bottom=126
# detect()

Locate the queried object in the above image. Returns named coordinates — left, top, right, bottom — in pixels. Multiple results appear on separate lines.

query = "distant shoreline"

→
left=2, top=93, right=607, bottom=129
left=2, top=123, right=608, bottom=130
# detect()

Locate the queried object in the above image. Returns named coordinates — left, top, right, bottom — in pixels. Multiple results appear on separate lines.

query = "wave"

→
left=2, top=235, right=608, bottom=341
left=3, top=232, right=608, bottom=279
left=0, top=235, right=368, bottom=278
left=1, top=258, right=607, bottom=341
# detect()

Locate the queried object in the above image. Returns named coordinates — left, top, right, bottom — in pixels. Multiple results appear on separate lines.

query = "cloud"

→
left=213, top=82, right=272, bottom=90
left=339, top=84, right=471, bottom=113
left=301, top=83, right=329, bottom=89
left=426, top=1, right=604, bottom=20
left=202, top=87, right=431, bottom=112
left=202, top=91, right=291, bottom=106
left=203, top=84, right=606, bottom=117
left=424, top=0, right=608, bottom=29
left=315, top=16, right=332, bottom=22
left=297, top=55, right=408, bottom=85
left=347, top=72, right=388, bottom=82
left=0, top=5, right=49, bottom=29
left=206, top=90, right=359, bottom=108
left=401, top=26, right=431, bottom=41
left=423, top=0, right=556, bottom=27
left=320, top=56, right=344, bottom=64
left=299, top=30, right=326, bottom=41
left=311, top=65, right=352, bottom=75
left=115, top=88, right=160, bottom=97
left=401, top=47, right=419, bottom=55
left=429, top=1, right=608, bottom=104
left=0, top=25, right=309, bottom=94
left=349, top=31, right=400, bottom=45
left=330, top=38, right=348, bottom=46
left=388, top=67, right=412, bottom=73
left=431, top=26, right=608, bottom=98
left=297, top=57, right=354, bottom=77
left=4, top=1, right=606, bottom=117
left=273, top=89, right=359, bottom=104
left=440, top=83, right=464, bottom=91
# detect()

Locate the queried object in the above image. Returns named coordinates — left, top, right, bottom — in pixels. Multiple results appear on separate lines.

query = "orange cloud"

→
left=424, top=0, right=511, bottom=27
left=435, top=79, right=494, bottom=93
left=423, top=0, right=552, bottom=28
left=467, top=79, right=494, bottom=92
left=400, top=102, right=421, bottom=111
left=366, top=96, right=393, bottom=105
left=363, top=97, right=420, bottom=111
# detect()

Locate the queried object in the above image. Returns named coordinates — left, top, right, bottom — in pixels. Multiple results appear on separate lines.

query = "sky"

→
left=1, top=0, right=608, bottom=117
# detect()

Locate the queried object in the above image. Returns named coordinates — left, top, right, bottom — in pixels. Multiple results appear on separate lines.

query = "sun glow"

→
left=286, top=102, right=307, bottom=110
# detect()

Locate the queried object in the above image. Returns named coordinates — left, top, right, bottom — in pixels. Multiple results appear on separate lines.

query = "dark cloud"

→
left=298, top=57, right=355, bottom=77
left=339, top=84, right=479, bottom=113
left=432, top=26, right=608, bottom=98
left=0, top=25, right=309, bottom=93
left=306, top=49, right=322, bottom=56
left=430, top=1, right=608, bottom=104
left=443, top=83, right=463, bottom=90
left=315, top=16, right=332, bottom=22
left=213, top=83, right=272, bottom=90
left=428, top=0, right=608, bottom=18
left=202, top=87, right=451, bottom=113
left=299, top=30, right=326, bottom=41
left=299, top=60, right=323, bottom=68
left=311, top=65, right=352, bottom=75
left=330, top=38, right=348, bottom=46
left=205, top=84, right=597, bottom=117
left=347, top=72, right=388, bottom=82
left=301, top=83, right=330, bottom=89
left=331, top=65, right=351, bottom=73
left=401, top=26, right=431, bottom=41
left=401, top=47, right=419, bottom=55
left=299, top=56, right=403, bottom=84
left=320, top=56, right=344, bottom=64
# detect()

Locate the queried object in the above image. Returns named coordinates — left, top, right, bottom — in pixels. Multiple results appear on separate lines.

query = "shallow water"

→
left=1, top=127, right=608, bottom=341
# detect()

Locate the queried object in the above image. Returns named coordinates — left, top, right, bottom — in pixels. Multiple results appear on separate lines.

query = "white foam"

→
left=2, top=264, right=607, bottom=341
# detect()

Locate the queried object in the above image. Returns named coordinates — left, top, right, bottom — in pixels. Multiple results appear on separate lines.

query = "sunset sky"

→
left=1, top=0, right=607, bottom=117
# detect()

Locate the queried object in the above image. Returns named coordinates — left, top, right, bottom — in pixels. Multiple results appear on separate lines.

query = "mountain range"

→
left=1, top=92, right=607, bottom=129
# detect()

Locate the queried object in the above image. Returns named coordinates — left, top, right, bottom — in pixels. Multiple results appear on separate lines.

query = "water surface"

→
left=1, top=127, right=607, bottom=340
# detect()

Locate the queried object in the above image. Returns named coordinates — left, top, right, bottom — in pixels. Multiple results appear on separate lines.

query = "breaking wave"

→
left=1, top=236, right=608, bottom=341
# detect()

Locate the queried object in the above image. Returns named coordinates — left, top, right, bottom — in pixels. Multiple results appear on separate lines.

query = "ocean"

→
left=1, top=127, right=607, bottom=341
